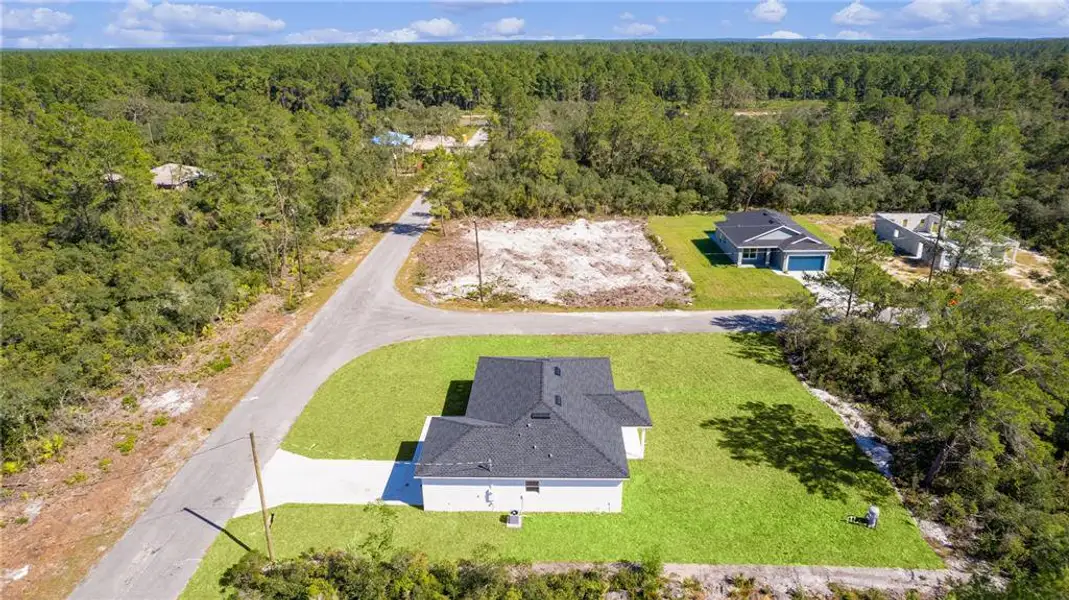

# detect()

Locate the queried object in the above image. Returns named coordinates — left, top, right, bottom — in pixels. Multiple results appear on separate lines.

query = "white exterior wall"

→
left=622, top=427, right=647, bottom=459
left=420, top=478, right=623, bottom=513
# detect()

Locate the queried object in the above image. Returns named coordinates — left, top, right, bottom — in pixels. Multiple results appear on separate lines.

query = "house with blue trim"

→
left=709, top=209, right=833, bottom=272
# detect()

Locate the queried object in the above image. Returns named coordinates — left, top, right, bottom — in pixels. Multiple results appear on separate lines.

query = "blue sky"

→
left=1, top=1, right=1066, bottom=49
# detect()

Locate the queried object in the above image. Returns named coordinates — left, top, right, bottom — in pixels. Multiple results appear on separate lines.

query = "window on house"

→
left=525, top=480, right=540, bottom=493
left=742, top=248, right=758, bottom=259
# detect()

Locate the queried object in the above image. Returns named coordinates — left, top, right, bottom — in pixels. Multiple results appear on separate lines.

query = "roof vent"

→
left=531, top=412, right=551, bottom=420
left=554, top=395, right=562, bottom=406
left=553, top=366, right=561, bottom=376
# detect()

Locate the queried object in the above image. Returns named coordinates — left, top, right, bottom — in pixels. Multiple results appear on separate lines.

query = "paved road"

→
left=71, top=194, right=788, bottom=600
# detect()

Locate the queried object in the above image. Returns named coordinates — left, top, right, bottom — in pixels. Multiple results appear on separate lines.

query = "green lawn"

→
left=184, top=334, right=940, bottom=598
left=649, top=214, right=805, bottom=309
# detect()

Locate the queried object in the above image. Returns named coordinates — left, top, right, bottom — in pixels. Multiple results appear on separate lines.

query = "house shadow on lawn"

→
left=383, top=379, right=472, bottom=506
left=701, top=402, right=889, bottom=503
left=394, top=380, right=472, bottom=462
left=692, top=233, right=733, bottom=267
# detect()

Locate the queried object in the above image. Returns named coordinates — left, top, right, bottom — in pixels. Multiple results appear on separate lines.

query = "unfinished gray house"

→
left=874, top=212, right=1019, bottom=271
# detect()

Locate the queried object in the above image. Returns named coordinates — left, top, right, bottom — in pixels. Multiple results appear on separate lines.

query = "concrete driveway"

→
left=72, top=194, right=790, bottom=600
left=233, top=451, right=422, bottom=516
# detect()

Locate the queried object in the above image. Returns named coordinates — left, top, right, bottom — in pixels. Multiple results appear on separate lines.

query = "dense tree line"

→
left=0, top=57, right=422, bottom=465
left=463, top=93, right=1067, bottom=251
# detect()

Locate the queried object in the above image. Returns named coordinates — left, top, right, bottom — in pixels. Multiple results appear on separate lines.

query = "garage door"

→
left=787, top=255, right=826, bottom=271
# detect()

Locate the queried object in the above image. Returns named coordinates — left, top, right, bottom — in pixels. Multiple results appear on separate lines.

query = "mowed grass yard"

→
left=184, top=334, right=940, bottom=598
left=648, top=215, right=805, bottom=309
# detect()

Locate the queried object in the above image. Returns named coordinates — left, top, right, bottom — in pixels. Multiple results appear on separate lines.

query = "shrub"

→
left=115, top=434, right=137, bottom=455
left=152, top=415, right=170, bottom=427
left=64, top=471, right=88, bottom=486
left=98, top=458, right=112, bottom=472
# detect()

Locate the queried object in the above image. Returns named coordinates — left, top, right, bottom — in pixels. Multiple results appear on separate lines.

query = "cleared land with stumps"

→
left=184, top=334, right=940, bottom=598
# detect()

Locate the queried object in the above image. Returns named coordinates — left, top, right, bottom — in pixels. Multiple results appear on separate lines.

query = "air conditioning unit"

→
left=506, top=510, right=522, bottom=529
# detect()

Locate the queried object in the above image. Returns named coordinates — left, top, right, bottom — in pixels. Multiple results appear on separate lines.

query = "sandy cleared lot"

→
left=415, top=219, right=692, bottom=307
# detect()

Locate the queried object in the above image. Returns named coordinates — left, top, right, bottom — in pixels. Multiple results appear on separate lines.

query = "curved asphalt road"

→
left=71, top=194, right=788, bottom=600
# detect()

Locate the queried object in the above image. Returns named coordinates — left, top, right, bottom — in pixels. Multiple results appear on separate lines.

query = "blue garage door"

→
left=787, top=255, right=825, bottom=271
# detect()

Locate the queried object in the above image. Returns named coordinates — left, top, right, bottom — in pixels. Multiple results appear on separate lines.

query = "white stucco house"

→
left=414, top=357, right=652, bottom=513
left=874, top=212, right=1019, bottom=271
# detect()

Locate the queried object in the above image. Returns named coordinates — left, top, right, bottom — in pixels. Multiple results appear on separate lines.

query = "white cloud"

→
left=836, top=29, right=875, bottom=38
left=896, top=0, right=1068, bottom=28
left=974, top=0, right=1068, bottom=23
left=12, top=32, right=70, bottom=47
left=833, top=1, right=883, bottom=25
left=1, top=7, right=74, bottom=31
left=484, top=17, right=525, bottom=36
left=759, top=29, right=804, bottom=38
left=815, top=33, right=830, bottom=38
left=614, top=22, right=658, bottom=36
left=285, top=27, right=421, bottom=45
left=106, top=0, right=284, bottom=45
left=899, top=0, right=976, bottom=25
left=619, top=11, right=635, bottom=20
left=751, top=0, right=788, bottom=23
left=656, top=15, right=671, bottom=24
left=410, top=17, right=459, bottom=37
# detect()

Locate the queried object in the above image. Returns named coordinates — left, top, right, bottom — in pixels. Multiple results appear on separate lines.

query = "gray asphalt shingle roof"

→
left=716, top=209, right=832, bottom=252
left=415, top=357, right=651, bottom=480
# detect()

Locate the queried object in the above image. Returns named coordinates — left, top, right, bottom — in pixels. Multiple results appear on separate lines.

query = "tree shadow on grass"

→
left=692, top=233, right=733, bottom=267
left=395, top=380, right=472, bottom=461
left=702, top=402, right=889, bottom=503
left=724, top=331, right=787, bottom=367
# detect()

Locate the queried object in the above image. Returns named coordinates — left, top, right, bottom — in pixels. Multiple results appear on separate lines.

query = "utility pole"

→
left=927, top=207, right=946, bottom=286
left=473, top=218, right=485, bottom=305
left=249, top=432, right=275, bottom=561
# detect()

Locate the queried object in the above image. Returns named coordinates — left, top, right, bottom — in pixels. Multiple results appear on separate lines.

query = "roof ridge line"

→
left=554, top=398, right=629, bottom=478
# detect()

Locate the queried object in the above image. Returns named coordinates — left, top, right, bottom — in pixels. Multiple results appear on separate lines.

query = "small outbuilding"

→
left=709, top=209, right=833, bottom=272
left=415, top=357, right=651, bottom=513
left=151, top=163, right=207, bottom=190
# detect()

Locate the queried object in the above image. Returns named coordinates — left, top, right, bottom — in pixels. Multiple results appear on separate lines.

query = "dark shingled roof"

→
left=715, top=209, right=832, bottom=252
left=415, top=358, right=652, bottom=480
